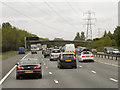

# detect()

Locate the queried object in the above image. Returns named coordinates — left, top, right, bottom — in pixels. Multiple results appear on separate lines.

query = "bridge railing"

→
left=94, top=53, right=120, bottom=60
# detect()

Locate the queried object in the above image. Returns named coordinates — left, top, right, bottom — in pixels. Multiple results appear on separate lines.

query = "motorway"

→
left=1, top=51, right=119, bottom=88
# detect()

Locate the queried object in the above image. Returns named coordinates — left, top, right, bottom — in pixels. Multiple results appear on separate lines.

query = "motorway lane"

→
left=2, top=51, right=118, bottom=88
left=42, top=57, right=118, bottom=88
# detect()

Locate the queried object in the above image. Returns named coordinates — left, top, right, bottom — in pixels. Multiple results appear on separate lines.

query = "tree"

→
left=81, top=32, right=85, bottom=40
left=74, top=32, right=81, bottom=40
left=2, top=22, right=12, bottom=28
left=113, top=26, right=120, bottom=47
left=103, top=30, right=107, bottom=37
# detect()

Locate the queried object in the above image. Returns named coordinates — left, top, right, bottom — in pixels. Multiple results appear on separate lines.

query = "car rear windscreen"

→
left=52, top=50, right=60, bottom=53
left=20, top=61, right=38, bottom=65
left=63, top=54, right=74, bottom=59
left=82, top=52, right=91, bottom=54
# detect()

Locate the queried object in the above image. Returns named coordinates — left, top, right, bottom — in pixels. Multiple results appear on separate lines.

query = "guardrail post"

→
left=108, top=56, right=109, bottom=59
left=111, top=56, right=113, bottom=60
left=116, top=57, right=117, bottom=60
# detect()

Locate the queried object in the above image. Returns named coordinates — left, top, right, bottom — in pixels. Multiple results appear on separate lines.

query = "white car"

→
left=78, top=51, right=94, bottom=62
left=112, top=49, right=120, bottom=55
left=50, top=49, right=61, bottom=61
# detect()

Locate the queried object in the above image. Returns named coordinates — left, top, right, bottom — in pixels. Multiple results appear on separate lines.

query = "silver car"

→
left=50, top=49, right=61, bottom=61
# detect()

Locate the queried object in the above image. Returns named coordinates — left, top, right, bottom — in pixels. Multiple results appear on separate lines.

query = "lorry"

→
left=31, top=44, right=37, bottom=54
left=18, top=47, right=25, bottom=54
left=63, top=44, right=75, bottom=55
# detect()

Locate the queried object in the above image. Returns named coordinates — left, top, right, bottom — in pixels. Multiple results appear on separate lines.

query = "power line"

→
left=1, top=2, right=60, bottom=31
left=43, top=0, right=80, bottom=31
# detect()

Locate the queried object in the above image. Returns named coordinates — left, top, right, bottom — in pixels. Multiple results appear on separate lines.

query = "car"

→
left=104, top=47, right=114, bottom=54
left=50, top=49, right=61, bottom=61
left=18, top=47, right=25, bottom=54
left=16, top=58, right=42, bottom=79
left=57, top=52, right=77, bottom=69
left=42, top=49, right=45, bottom=54
left=78, top=51, right=94, bottom=62
left=31, top=50, right=37, bottom=54
left=91, top=49, right=97, bottom=54
left=112, top=49, right=120, bottom=55
left=43, top=49, right=51, bottom=58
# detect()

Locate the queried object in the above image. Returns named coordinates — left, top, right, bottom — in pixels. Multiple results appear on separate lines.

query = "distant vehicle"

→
left=63, top=44, right=75, bottom=55
left=18, top=47, right=25, bottom=54
left=50, top=49, right=61, bottom=61
left=112, top=49, right=120, bottom=55
left=104, top=47, right=114, bottom=54
left=57, top=52, right=77, bottom=69
left=37, top=44, right=41, bottom=51
left=91, top=49, right=97, bottom=54
left=43, top=49, right=51, bottom=58
left=42, top=49, right=45, bottom=54
left=78, top=51, right=94, bottom=62
left=42, top=45, right=47, bottom=50
left=31, top=44, right=37, bottom=54
left=16, top=59, right=42, bottom=79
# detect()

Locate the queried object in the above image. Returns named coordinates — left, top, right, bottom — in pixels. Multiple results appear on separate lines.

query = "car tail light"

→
left=17, top=67, right=24, bottom=70
left=61, top=54, right=63, bottom=60
left=36, top=71, right=40, bottom=73
left=34, top=66, right=40, bottom=69
left=45, top=52, right=47, bottom=54
left=82, top=56, right=85, bottom=58
left=51, top=55, right=53, bottom=56
left=91, top=55, right=94, bottom=57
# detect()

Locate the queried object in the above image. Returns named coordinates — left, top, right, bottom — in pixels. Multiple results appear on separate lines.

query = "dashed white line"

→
left=44, top=63, right=46, bottom=65
left=91, top=70, right=96, bottom=74
left=46, top=67, right=48, bottom=69
left=54, top=80, right=59, bottom=84
left=49, top=72, right=52, bottom=75
left=79, top=66, right=83, bottom=68
left=109, top=78, right=118, bottom=83
left=0, top=52, right=30, bottom=85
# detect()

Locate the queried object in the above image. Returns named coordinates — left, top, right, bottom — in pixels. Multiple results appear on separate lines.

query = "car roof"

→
left=52, top=49, right=60, bottom=50
left=20, top=58, right=38, bottom=61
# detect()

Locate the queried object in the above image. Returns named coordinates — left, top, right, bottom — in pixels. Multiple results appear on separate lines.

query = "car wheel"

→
left=44, top=56, right=46, bottom=58
left=59, top=65, right=62, bottom=69
left=16, top=75, right=20, bottom=80
left=39, top=74, right=42, bottom=79
left=50, top=59, right=52, bottom=61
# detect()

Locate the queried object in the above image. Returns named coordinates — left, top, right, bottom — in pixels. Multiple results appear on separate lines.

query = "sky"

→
left=1, top=0, right=119, bottom=40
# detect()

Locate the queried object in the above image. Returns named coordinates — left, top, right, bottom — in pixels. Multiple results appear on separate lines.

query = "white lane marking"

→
left=0, top=53, right=30, bottom=85
left=91, top=70, right=96, bottom=74
left=21, top=53, right=30, bottom=60
left=49, top=72, right=52, bottom=75
left=46, top=67, right=48, bottom=69
left=79, top=66, right=83, bottom=68
left=44, top=63, right=46, bottom=65
left=109, top=78, right=118, bottom=83
left=54, top=80, right=59, bottom=84
left=0, top=65, right=17, bottom=85
left=95, top=60, right=120, bottom=67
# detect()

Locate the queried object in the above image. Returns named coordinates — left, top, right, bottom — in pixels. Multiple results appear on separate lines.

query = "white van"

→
left=64, top=44, right=75, bottom=55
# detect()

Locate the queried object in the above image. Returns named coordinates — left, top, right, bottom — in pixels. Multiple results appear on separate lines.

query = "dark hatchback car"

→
left=57, top=53, right=77, bottom=69
left=43, top=49, right=51, bottom=58
left=16, top=59, right=42, bottom=79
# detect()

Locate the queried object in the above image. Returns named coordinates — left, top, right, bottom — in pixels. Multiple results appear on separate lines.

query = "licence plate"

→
left=55, top=55, right=58, bottom=57
left=25, top=71, right=33, bottom=73
left=86, top=56, right=90, bottom=57
left=65, top=60, right=71, bottom=62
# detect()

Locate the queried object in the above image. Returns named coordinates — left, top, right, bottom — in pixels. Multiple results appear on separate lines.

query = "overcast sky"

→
left=2, top=0, right=119, bottom=40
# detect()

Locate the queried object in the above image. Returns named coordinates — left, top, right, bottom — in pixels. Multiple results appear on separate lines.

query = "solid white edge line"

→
left=49, top=72, right=52, bottom=75
left=0, top=52, right=30, bottom=85
left=109, top=78, right=118, bottom=83
left=0, top=65, right=17, bottom=85
left=54, top=80, right=59, bottom=84
left=91, top=70, right=96, bottom=74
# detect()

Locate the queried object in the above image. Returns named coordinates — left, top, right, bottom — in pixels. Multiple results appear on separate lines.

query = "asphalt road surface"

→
left=1, top=51, right=118, bottom=88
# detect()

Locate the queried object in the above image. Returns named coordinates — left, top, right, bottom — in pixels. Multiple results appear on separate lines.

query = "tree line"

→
left=2, top=22, right=47, bottom=52
left=74, top=26, right=120, bottom=51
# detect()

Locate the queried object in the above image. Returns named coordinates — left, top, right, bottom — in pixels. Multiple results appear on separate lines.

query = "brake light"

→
left=91, top=55, right=94, bottom=57
left=51, top=55, right=53, bottom=56
left=34, top=66, right=40, bottom=69
left=45, top=52, right=47, bottom=54
left=82, top=56, right=85, bottom=58
left=61, top=54, right=63, bottom=60
left=17, top=67, right=24, bottom=70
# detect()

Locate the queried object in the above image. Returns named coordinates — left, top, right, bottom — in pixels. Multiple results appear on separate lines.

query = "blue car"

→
left=57, top=52, right=77, bottom=69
